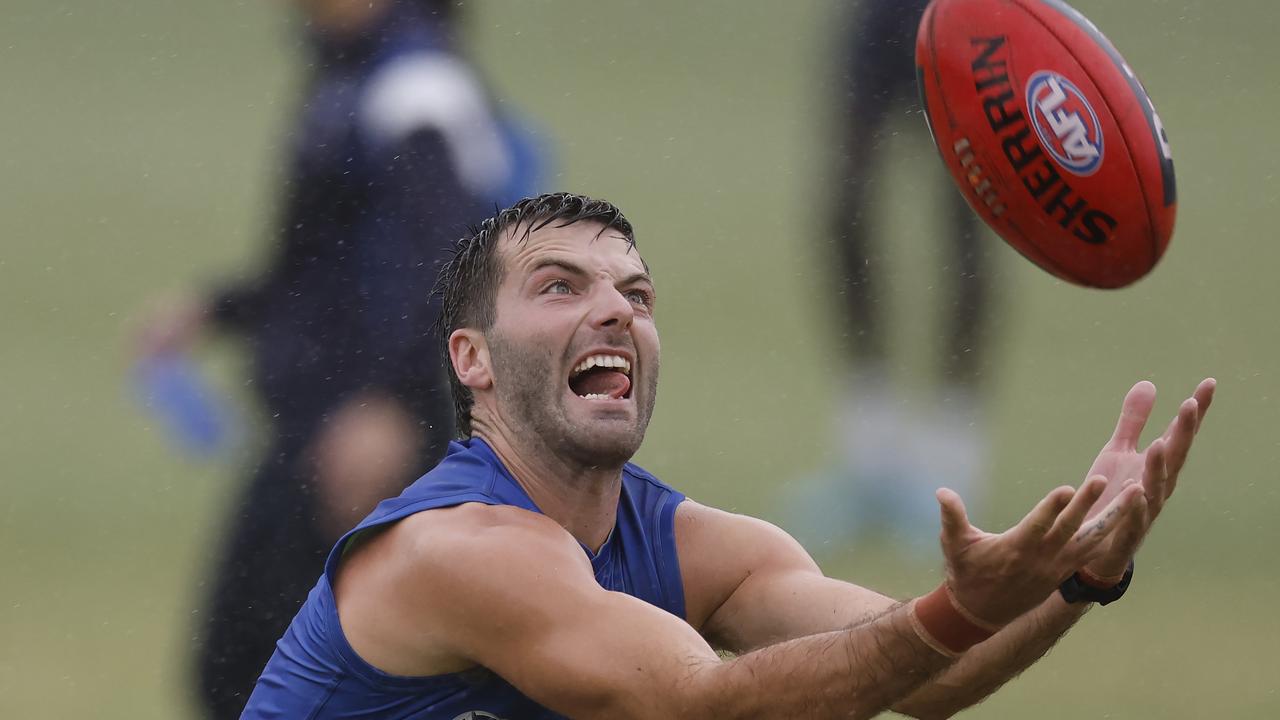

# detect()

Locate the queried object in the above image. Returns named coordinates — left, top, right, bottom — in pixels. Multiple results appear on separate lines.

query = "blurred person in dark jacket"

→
left=136, top=0, right=545, bottom=715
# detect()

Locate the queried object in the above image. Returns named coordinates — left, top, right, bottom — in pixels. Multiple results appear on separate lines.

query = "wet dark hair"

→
left=434, top=192, right=637, bottom=436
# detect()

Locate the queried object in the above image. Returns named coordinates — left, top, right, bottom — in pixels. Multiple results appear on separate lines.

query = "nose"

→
left=589, top=283, right=634, bottom=331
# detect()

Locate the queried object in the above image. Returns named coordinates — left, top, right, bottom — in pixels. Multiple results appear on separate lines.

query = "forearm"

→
left=687, top=602, right=954, bottom=720
left=892, top=593, right=1087, bottom=719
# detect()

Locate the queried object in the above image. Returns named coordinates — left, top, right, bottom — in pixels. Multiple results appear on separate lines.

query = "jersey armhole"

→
left=324, top=492, right=500, bottom=581
left=339, top=525, right=389, bottom=564
left=656, top=493, right=689, bottom=620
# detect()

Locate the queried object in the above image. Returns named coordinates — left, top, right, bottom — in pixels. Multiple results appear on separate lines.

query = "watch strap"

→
left=1059, top=560, right=1134, bottom=606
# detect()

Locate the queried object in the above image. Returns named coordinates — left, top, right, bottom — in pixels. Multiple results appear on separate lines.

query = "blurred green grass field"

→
left=2, top=1, right=1278, bottom=717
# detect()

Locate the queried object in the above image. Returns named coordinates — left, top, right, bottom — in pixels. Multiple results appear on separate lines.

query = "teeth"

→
left=582, top=393, right=611, bottom=399
left=572, top=354, right=632, bottom=376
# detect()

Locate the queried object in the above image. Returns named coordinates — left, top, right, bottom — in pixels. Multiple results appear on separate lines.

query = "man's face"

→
left=483, top=221, right=659, bottom=468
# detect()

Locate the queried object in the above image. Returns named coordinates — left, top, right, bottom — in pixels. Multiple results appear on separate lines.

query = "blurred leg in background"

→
left=791, top=0, right=994, bottom=555
left=193, top=425, right=326, bottom=719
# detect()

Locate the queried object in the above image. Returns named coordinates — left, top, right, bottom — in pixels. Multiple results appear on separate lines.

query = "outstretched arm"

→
left=687, top=378, right=1215, bottom=718
left=338, top=504, right=953, bottom=720
left=335, top=475, right=1113, bottom=720
left=679, top=482, right=1130, bottom=720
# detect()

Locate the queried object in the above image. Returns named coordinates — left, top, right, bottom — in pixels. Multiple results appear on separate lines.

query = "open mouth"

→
left=568, top=353, right=633, bottom=401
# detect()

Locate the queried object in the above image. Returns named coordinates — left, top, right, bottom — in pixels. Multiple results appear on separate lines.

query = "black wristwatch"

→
left=1058, top=561, right=1134, bottom=606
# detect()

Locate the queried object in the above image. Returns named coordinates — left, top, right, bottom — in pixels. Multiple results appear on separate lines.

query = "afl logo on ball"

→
left=1025, top=70, right=1104, bottom=176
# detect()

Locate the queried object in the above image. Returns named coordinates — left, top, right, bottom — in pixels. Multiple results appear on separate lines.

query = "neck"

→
left=471, top=420, right=625, bottom=553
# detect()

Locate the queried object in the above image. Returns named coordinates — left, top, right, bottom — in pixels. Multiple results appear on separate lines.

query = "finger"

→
left=1160, top=376, right=1214, bottom=441
left=1017, top=485, right=1076, bottom=539
left=937, top=488, right=973, bottom=546
left=1142, top=438, right=1171, bottom=512
left=1158, top=392, right=1197, bottom=439
left=1160, top=398, right=1199, bottom=476
left=1108, top=491, right=1150, bottom=562
left=1072, top=482, right=1141, bottom=555
left=1047, top=475, right=1107, bottom=544
left=1192, top=377, right=1217, bottom=432
left=1110, top=381, right=1157, bottom=451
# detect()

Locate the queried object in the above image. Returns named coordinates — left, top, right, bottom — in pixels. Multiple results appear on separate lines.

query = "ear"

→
left=449, top=328, right=493, bottom=392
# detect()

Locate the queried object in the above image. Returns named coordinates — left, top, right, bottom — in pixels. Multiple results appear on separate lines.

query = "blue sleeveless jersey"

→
left=242, top=438, right=687, bottom=719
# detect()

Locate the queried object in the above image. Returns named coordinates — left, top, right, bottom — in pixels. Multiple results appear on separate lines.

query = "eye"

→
left=542, top=279, right=573, bottom=295
left=624, top=288, right=654, bottom=308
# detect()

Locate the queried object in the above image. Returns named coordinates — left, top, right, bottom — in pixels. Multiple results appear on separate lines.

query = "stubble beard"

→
left=487, top=330, right=658, bottom=472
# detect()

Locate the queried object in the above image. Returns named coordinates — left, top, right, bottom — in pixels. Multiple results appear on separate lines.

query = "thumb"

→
left=937, top=488, right=971, bottom=546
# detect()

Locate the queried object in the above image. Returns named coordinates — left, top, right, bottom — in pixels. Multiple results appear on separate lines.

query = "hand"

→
left=1079, top=378, right=1216, bottom=581
left=937, top=476, right=1145, bottom=627
left=310, top=393, right=423, bottom=539
left=135, top=292, right=210, bottom=357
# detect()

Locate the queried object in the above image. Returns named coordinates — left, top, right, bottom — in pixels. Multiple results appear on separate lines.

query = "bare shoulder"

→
left=675, top=500, right=821, bottom=631
left=334, top=502, right=593, bottom=676
left=348, top=502, right=589, bottom=587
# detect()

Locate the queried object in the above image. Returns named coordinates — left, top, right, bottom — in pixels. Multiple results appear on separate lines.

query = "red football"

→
left=916, top=0, right=1177, bottom=288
